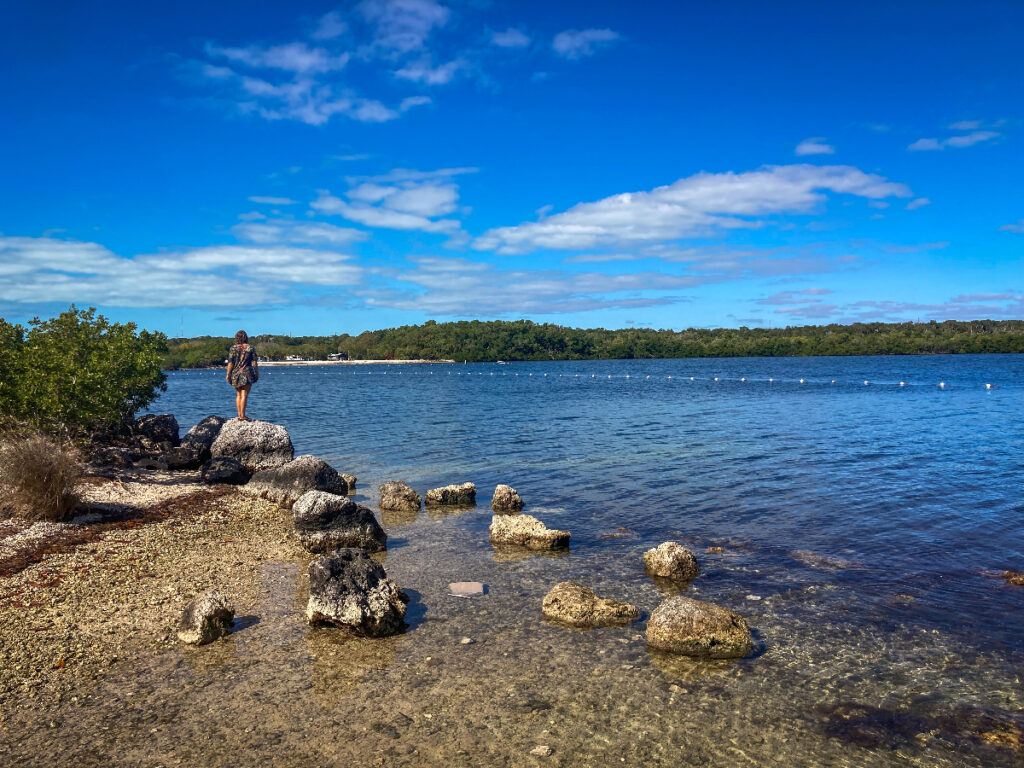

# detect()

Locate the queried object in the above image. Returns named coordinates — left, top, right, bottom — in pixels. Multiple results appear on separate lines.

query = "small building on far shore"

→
left=327, top=352, right=349, bottom=361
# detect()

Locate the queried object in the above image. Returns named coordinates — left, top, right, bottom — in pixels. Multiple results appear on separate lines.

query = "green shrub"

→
left=0, top=306, right=168, bottom=435
left=0, top=433, right=83, bottom=521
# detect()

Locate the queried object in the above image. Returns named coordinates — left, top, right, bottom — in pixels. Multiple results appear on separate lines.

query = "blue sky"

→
left=1, top=0, right=1022, bottom=336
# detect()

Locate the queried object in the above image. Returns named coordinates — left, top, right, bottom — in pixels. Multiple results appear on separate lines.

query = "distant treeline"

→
left=163, top=319, right=1024, bottom=368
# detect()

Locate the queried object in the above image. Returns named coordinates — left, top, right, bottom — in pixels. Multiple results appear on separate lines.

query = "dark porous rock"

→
left=491, top=484, right=524, bottom=513
left=210, top=418, right=294, bottom=473
left=306, top=549, right=407, bottom=636
left=201, top=456, right=251, bottom=485
left=646, top=596, right=752, bottom=659
left=89, top=445, right=138, bottom=471
left=245, top=455, right=348, bottom=509
left=1004, top=570, right=1024, bottom=586
left=541, top=581, right=640, bottom=627
left=292, top=490, right=387, bottom=553
left=379, top=481, right=421, bottom=512
left=134, top=413, right=180, bottom=447
left=489, top=513, right=570, bottom=551
left=162, top=443, right=207, bottom=471
left=177, top=592, right=235, bottom=646
left=425, top=482, right=476, bottom=506
left=134, top=456, right=168, bottom=471
left=181, top=415, right=226, bottom=461
left=643, top=541, right=700, bottom=581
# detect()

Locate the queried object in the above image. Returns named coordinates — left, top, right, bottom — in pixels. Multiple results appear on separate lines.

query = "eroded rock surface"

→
left=134, top=414, right=180, bottom=447
left=210, top=419, right=294, bottom=473
left=245, top=455, right=348, bottom=508
left=201, top=456, right=251, bottom=485
left=491, top=484, right=524, bottom=513
left=379, top=481, right=421, bottom=512
left=293, top=490, right=386, bottom=553
left=646, top=596, right=752, bottom=659
left=1004, top=570, right=1024, bottom=586
left=489, top=514, right=570, bottom=550
left=177, top=592, right=235, bottom=646
left=541, top=581, right=639, bottom=627
left=306, top=549, right=407, bottom=636
left=181, top=415, right=226, bottom=456
left=425, top=482, right=476, bottom=506
left=643, top=541, right=700, bottom=581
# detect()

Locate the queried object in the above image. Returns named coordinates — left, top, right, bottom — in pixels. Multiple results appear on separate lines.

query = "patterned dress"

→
left=228, top=344, right=259, bottom=390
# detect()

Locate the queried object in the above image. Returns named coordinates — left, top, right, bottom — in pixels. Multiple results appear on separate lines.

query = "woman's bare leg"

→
left=235, top=388, right=243, bottom=419
left=238, top=385, right=251, bottom=420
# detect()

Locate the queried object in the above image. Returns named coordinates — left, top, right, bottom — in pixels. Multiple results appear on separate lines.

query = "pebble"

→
left=530, top=745, right=554, bottom=757
left=448, top=581, right=487, bottom=598
left=459, top=637, right=475, bottom=645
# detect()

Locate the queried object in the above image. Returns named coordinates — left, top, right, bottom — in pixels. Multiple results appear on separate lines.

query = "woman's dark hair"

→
left=235, top=330, right=249, bottom=344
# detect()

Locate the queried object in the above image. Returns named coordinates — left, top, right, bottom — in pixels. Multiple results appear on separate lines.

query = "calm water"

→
left=140, top=355, right=1024, bottom=765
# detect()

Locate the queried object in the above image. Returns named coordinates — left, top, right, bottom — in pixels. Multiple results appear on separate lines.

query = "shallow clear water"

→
left=90, top=356, right=1024, bottom=764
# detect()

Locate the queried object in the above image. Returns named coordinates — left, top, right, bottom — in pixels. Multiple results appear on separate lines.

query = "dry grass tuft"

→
left=0, top=433, right=83, bottom=521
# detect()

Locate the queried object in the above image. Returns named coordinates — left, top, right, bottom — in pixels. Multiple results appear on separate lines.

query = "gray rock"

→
left=341, top=473, right=357, bottom=490
left=245, top=455, right=348, bottom=509
left=209, top=419, right=294, bottom=472
left=162, top=443, right=206, bottom=471
left=541, top=581, right=640, bottom=627
left=491, top=484, right=524, bottom=513
left=489, top=514, right=570, bottom=550
left=425, top=482, right=476, bottom=506
left=643, top=541, right=699, bottom=581
left=177, top=592, right=234, bottom=645
left=645, top=596, right=752, bottom=659
left=181, top=415, right=226, bottom=458
left=306, top=549, right=407, bottom=636
left=379, top=481, right=421, bottom=512
left=201, top=456, right=251, bottom=485
left=292, top=490, right=387, bottom=553
left=134, top=414, right=180, bottom=447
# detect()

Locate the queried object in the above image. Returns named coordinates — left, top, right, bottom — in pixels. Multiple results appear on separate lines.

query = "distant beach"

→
left=257, top=359, right=455, bottom=367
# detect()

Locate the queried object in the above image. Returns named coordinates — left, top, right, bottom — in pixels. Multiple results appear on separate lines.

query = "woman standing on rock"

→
left=225, top=330, right=259, bottom=421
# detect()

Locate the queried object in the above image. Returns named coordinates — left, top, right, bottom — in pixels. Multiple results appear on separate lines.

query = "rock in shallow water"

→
left=177, top=592, right=235, bottom=646
left=245, top=455, right=348, bottom=508
left=425, top=482, right=476, bottom=506
left=201, top=456, right=250, bottom=485
left=292, top=490, right=387, bottom=553
left=209, top=419, right=294, bottom=473
left=306, top=549, right=408, bottom=636
left=379, top=481, right=421, bottom=512
left=489, top=514, right=570, bottom=550
left=645, top=596, right=752, bottom=659
left=643, top=541, right=700, bottom=581
left=1004, top=570, right=1024, bottom=586
left=491, top=484, right=524, bottom=513
left=541, top=581, right=640, bottom=627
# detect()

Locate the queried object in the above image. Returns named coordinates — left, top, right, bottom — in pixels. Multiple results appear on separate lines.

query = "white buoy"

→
left=714, top=376, right=719, bottom=382
left=690, top=376, right=695, bottom=381
left=831, top=379, right=837, bottom=385
left=667, top=375, right=672, bottom=379
left=863, top=380, right=869, bottom=386
left=769, top=377, right=774, bottom=383
left=985, top=383, right=993, bottom=390
left=899, top=381, right=906, bottom=387
left=740, top=377, right=746, bottom=382
left=938, top=381, right=946, bottom=389
left=799, top=378, right=805, bottom=384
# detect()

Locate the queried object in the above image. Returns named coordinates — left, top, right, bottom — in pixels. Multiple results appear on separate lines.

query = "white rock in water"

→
left=449, top=581, right=486, bottom=598
left=210, top=419, right=294, bottom=473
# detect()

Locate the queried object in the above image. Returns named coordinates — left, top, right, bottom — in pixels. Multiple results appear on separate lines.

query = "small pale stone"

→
left=459, top=637, right=474, bottom=645
left=530, top=745, right=553, bottom=757
left=643, top=541, right=699, bottom=581
left=449, top=581, right=486, bottom=598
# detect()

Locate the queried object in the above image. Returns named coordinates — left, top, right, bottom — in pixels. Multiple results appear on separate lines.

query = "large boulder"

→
left=491, top=484, right=524, bottom=513
left=379, top=481, right=421, bottom=512
left=245, top=455, right=349, bottom=509
left=541, top=581, right=640, bottom=627
left=425, top=482, right=476, bottom=506
left=181, top=415, right=226, bottom=456
left=489, top=514, right=570, bottom=551
left=645, top=596, right=752, bottom=659
left=134, top=413, right=180, bottom=447
left=201, top=456, right=251, bottom=485
left=293, top=490, right=387, bottom=553
left=210, top=419, right=294, bottom=473
left=306, top=549, right=408, bottom=637
left=177, top=592, right=235, bottom=646
left=643, top=542, right=700, bottom=581
left=162, top=443, right=207, bottom=471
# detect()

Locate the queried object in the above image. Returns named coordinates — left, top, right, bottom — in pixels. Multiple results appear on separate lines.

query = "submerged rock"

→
left=292, top=490, right=387, bottom=553
left=201, top=456, right=251, bottom=485
left=646, top=596, right=752, bottom=659
left=425, top=482, right=476, bottom=506
left=177, top=592, right=235, bottom=646
left=245, top=455, right=349, bottom=508
left=379, top=481, right=421, bottom=512
left=541, top=581, right=640, bottom=627
left=1004, top=570, right=1024, bottom=586
left=489, top=514, right=570, bottom=550
left=210, top=419, right=294, bottom=473
left=449, top=581, right=487, bottom=598
left=181, top=415, right=226, bottom=457
left=643, top=542, right=700, bottom=581
left=306, top=549, right=407, bottom=636
left=491, top=484, right=524, bottom=513
left=134, top=413, right=180, bottom=447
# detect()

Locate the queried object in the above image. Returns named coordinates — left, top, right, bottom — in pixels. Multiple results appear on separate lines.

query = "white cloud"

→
left=394, top=58, right=465, bottom=85
left=491, top=28, right=531, bottom=48
left=906, top=197, right=931, bottom=210
left=358, top=0, right=450, bottom=56
left=206, top=42, right=349, bottom=74
left=248, top=195, right=296, bottom=205
left=908, top=129, right=1000, bottom=151
left=795, top=137, right=835, bottom=156
left=475, top=164, right=912, bottom=254
left=552, top=28, right=620, bottom=59
left=1000, top=218, right=1024, bottom=234
left=231, top=220, right=367, bottom=246
left=948, top=120, right=981, bottom=131
left=311, top=11, right=347, bottom=41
